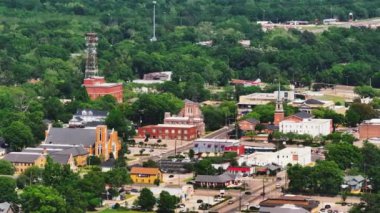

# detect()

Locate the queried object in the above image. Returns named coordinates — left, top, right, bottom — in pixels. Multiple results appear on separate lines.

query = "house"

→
left=137, top=124, right=198, bottom=141
left=0, top=202, right=15, bottom=213
left=3, top=152, right=46, bottom=174
left=44, top=125, right=121, bottom=161
left=69, top=109, right=108, bottom=128
left=238, top=118, right=260, bottom=131
left=359, top=119, right=380, bottom=139
left=279, top=117, right=332, bottom=137
left=195, top=172, right=240, bottom=188
left=291, top=99, right=334, bottom=114
left=238, top=147, right=312, bottom=167
left=342, top=175, right=365, bottom=194
left=130, top=167, right=162, bottom=184
left=238, top=91, right=295, bottom=115
left=226, top=166, right=254, bottom=175
left=259, top=195, right=319, bottom=213
left=132, top=71, right=172, bottom=84
left=193, top=138, right=240, bottom=154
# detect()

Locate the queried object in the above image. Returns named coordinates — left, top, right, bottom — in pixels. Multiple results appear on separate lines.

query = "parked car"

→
left=242, top=173, right=248, bottom=177
left=176, top=203, right=185, bottom=208
left=198, top=203, right=211, bottom=210
left=228, top=200, right=234, bottom=204
left=130, top=188, right=139, bottom=193
left=186, top=181, right=195, bottom=185
left=249, top=205, right=260, bottom=211
left=169, top=175, right=174, bottom=178
left=244, top=191, right=252, bottom=195
left=197, top=199, right=203, bottom=203
left=325, top=204, right=331, bottom=209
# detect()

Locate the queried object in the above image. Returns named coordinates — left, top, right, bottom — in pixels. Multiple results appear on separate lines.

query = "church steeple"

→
left=276, top=82, right=284, bottom=112
left=274, top=82, right=285, bottom=125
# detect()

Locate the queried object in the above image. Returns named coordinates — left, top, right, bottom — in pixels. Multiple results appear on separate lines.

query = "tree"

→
left=311, top=161, right=344, bottom=195
left=105, top=168, right=132, bottom=187
left=346, top=103, right=378, bottom=127
left=0, top=177, right=17, bottom=203
left=105, top=108, right=133, bottom=138
left=245, top=130, right=256, bottom=141
left=0, top=160, right=15, bottom=175
left=20, top=185, right=67, bottom=213
left=354, top=86, right=378, bottom=98
left=189, top=149, right=195, bottom=159
left=157, top=191, right=179, bottom=213
left=137, top=188, right=156, bottom=211
left=194, top=159, right=217, bottom=175
left=326, top=142, right=362, bottom=170
left=3, top=121, right=34, bottom=151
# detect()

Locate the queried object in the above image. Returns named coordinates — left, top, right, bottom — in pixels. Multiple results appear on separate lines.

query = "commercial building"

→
left=279, top=115, right=332, bottom=137
left=164, top=99, right=206, bottom=136
left=83, top=77, right=123, bottom=103
left=259, top=195, right=319, bottom=213
left=238, top=118, right=260, bottom=131
left=224, top=145, right=245, bottom=156
left=359, top=119, right=380, bottom=139
left=68, top=109, right=108, bottom=128
left=138, top=99, right=206, bottom=140
left=193, top=138, right=240, bottom=154
left=238, top=147, right=312, bottom=167
left=3, top=152, right=46, bottom=174
left=137, top=124, right=197, bottom=141
left=238, top=91, right=294, bottom=115
left=195, top=173, right=240, bottom=188
left=44, top=125, right=121, bottom=161
left=130, top=167, right=162, bottom=184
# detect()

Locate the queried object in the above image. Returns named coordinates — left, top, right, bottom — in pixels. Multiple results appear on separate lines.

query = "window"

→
left=165, top=129, right=169, bottom=133
left=171, top=129, right=175, bottom=133
left=184, top=130, right=188, bottom=134
left=99, top=129, right=102, bottom=141
left=98, top=144, right=102, bottom=154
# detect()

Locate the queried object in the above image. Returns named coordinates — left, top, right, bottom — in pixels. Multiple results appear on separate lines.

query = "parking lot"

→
left=181, top=195, right=219, bottom=212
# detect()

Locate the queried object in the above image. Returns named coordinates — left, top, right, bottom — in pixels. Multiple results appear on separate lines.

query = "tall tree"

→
left=157, top=191, right=179, bottom=213
left=0, top=160, right=15, bottom=175
left=0, top=177, right=17, bottom=203
left=137, top=188, right=156, bottom=211
left=20, top=185, right=67, bottom=213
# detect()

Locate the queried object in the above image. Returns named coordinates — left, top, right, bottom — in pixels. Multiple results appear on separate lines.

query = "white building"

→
left=280, top=118, right=332, bottom=137
left=193, top=139, right=239, bottom=154
left=149, top=185, right=194, bottom=202
left=68, top=109, right=108, bottom=128
left=238, top=147, right=312, bottom=167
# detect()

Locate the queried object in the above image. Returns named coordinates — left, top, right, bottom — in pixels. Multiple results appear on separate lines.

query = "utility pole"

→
left=150, top=1, right=157, bottom=42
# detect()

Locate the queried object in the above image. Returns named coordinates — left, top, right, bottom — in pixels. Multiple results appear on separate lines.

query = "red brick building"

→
left=137, top=124, right=197, bottom=141
left=83, top=77, right=123, bottom=103
left=238, top=118, right=260, bottom=131
left=359, top=119, right=380, bottom=139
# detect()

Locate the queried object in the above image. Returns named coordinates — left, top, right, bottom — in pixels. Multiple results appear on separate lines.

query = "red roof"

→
left=227, top=166, right=251, bottom=172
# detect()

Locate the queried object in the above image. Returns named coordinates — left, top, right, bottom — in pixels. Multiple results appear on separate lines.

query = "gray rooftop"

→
left=50, top=153, right=71, bottom=165
left=293, top=111, right=313, bottom=119
left=75, top=109, right=108, bottom=117
left=195, top=172, right=237, bottom=183
left=56, top=146, right=88, bottom=156
left=45, top=128, right=96, bottom=147
left=344, top=175, right=365, bottom=183
left=3, top=152, right=43, bottom=163
left=304, top=99, right=324, bottom=105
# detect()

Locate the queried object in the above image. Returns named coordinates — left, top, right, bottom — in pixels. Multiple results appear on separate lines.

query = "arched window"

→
left=98, top=144, right=102, bottom=154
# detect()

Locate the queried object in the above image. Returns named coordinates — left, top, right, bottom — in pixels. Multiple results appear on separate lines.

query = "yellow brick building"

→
left=130, top=167, right=162, bottom=184
left=3, top=152, right=46, bottom=174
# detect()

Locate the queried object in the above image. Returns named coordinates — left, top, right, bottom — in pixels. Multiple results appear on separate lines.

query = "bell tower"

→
left=274, top=83, right=285, bottom=125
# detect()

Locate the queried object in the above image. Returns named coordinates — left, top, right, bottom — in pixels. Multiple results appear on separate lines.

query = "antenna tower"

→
left=85, top=32, right=99, bottom=78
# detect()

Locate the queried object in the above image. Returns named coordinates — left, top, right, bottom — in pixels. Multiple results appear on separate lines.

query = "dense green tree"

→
left=354, top=86, right=378, bottom=98
left=137, top=188, right=156, bottom=211
left=0, top=160, right=15, bottom=175
left=0, top=177, right=17, bottom=203
left=157, top=191, right=179, bottom=213
left=194, top=159, right=217, bottom=175
left=326, top=142, right=362, bottom=170
left=346, top=103, right=378, bottom=126
left=142, top=159, right=159, bottom=168
left=3, top=121, right=34, bottom=151
left=20, top=185, right=67, bottom=213
left=106, top=108, right=133, bottom=139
